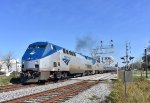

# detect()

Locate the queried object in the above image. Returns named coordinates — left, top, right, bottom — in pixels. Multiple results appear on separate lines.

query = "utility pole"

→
left=145, top=48, right=148, bottom=78
left=126, top=43, right=129, bottom=70
left=121, top=42, right=134, bottom=98
left=140, top=58, right=143, bottom=77
left=124, top=42, right=129, bottom=97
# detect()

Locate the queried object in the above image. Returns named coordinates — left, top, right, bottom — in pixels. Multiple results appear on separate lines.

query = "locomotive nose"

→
left=22, top=60, right=40, bottom=71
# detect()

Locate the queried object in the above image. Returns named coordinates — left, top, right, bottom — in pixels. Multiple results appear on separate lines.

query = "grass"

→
left=0, top=72, right=20, bottom=85
left=106, top=77, right=150, bottom=103
left=0, top=75, right=12, bottom=85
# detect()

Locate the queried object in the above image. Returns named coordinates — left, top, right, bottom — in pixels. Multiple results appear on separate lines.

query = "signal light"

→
left=121, top=57, right=125, bottom=60
left=129, top=57, right=134, bottom=60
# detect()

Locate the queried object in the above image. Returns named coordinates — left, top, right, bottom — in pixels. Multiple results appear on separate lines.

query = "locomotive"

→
left=21, top=42, right=104, bottom=83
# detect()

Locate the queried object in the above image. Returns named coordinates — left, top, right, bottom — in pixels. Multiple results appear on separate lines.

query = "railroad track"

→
left=0, top=80, right=66, bottom=93
left=4, top=80, right=99, bottom=103
left=0, top=84, right=38, bottom=93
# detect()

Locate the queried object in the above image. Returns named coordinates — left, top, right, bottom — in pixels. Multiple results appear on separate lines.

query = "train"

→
left=20, top=42, right=113, bottom=83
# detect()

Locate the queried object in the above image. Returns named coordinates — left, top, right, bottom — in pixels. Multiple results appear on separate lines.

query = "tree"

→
left=130, top=61, right=141, bottom=69
left=0, top=55, right=2, bottom=71
left=2, top=52, right=14, bottom=72
left=142, top=54, right=150, bottom=68
left=142, top=46, right=150, bottom=70
left=0, top=62, right=2, bottom=71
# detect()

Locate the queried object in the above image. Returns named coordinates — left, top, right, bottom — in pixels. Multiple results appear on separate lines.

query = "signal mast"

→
left=91, top=40, right=114, bottom=66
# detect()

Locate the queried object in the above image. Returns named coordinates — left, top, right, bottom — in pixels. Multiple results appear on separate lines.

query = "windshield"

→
left=28, top=45, right=46, bottom=50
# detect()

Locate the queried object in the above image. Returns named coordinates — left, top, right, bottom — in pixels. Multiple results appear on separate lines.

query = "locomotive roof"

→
left=29, top=42, right=48, bottom=46
left=27, top=42, right=96, bottom=61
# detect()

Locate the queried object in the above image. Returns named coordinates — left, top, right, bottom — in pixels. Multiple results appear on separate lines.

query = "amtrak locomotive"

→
left=21, top=42, right=104, bottom=83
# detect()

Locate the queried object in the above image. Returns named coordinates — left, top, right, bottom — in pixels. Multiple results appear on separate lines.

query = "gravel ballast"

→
left=0, top=80, right=80, bottom=102
left=64, top=82, right=112, bottom=103
left=0, top=73, right=115, bottom=102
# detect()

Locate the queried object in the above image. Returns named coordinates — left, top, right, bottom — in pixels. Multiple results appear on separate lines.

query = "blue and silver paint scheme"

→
left=21, top=42, right=104, bottom=82
left=22, top=42, right=62, bottom=71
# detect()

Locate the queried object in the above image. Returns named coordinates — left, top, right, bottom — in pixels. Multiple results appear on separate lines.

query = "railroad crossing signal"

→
left=121, top=57, right=125, bottom=60
left=129, top=57, right=134, bottom=61
left=122, top=61, right=129, bottom=63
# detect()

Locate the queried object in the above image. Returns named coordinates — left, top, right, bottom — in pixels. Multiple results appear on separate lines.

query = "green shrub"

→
left=10, top=71, right=20, bottom=78
left=0, top=71, right=20, bottom=85
left=134, top=76, right=145, bottom=81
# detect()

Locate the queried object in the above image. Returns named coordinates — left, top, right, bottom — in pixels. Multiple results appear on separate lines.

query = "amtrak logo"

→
left=63, top=56, right=71, bottom=65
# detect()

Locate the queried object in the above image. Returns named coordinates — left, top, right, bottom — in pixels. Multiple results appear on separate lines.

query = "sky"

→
left=0, top=0, right=150, bottom=66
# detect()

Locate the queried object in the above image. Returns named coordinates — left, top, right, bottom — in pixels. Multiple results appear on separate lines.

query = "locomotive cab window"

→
left=36, top=45, right=46, bottom=49
left=28, top=45, right=36, bottom=49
